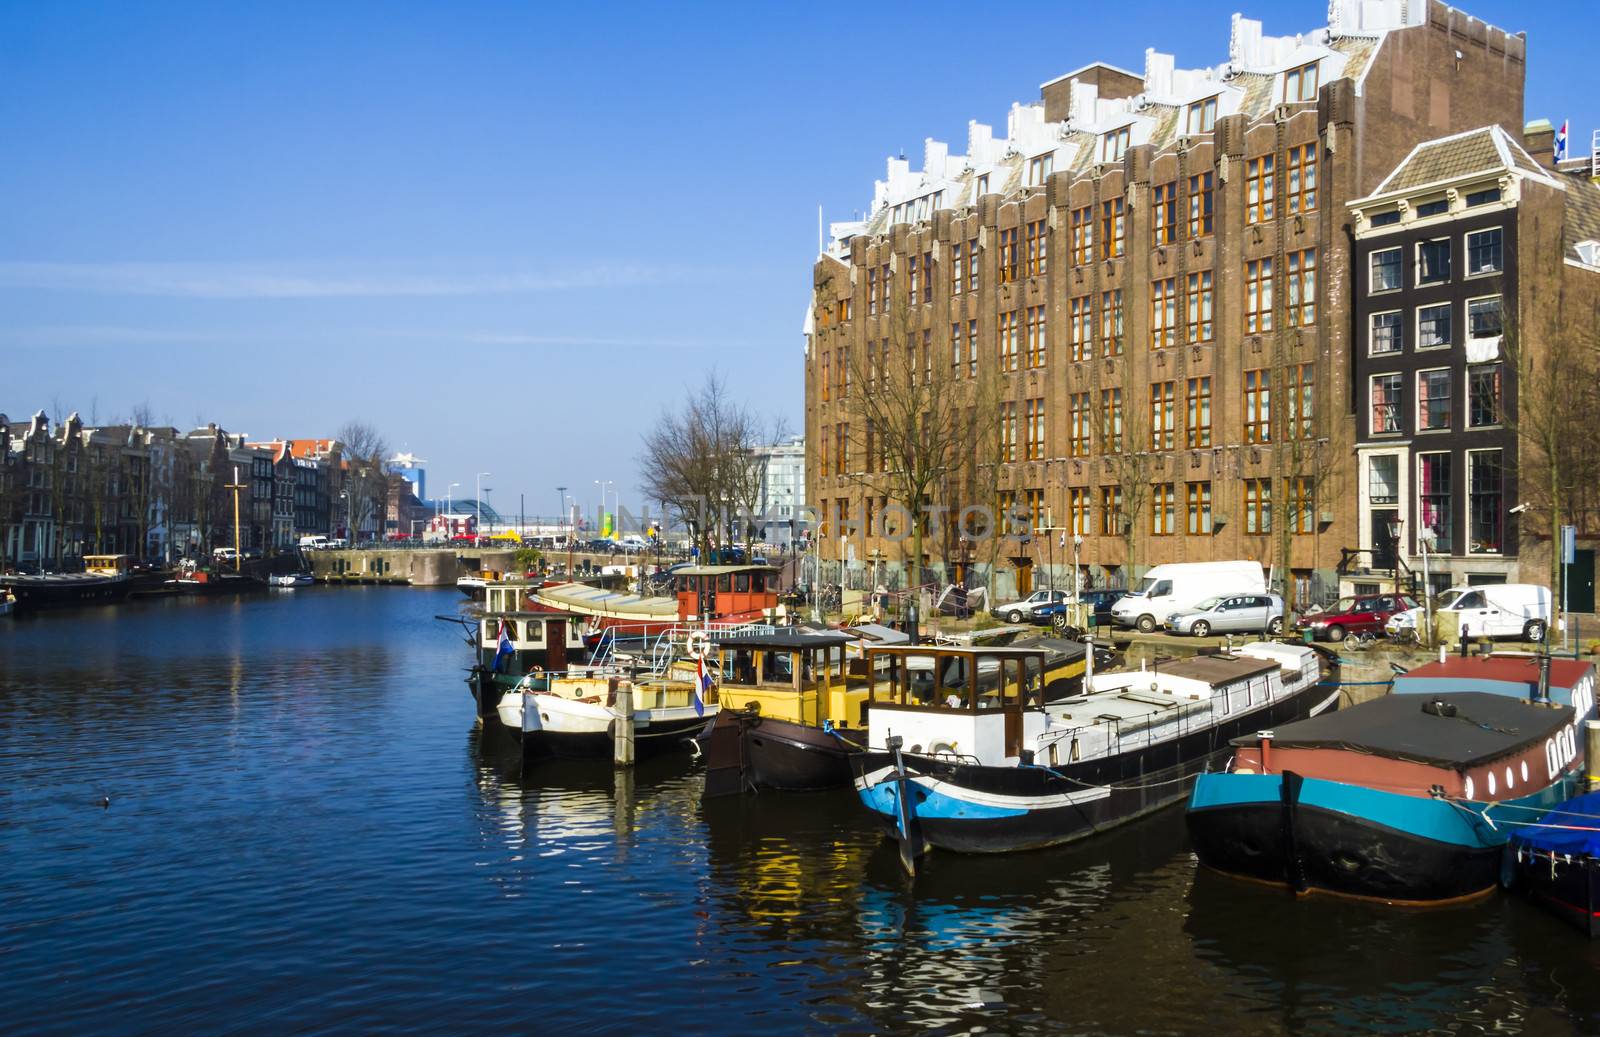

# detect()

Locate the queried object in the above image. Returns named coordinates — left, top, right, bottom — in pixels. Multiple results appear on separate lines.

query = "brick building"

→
left=805, top=0, right=1529, bottom=603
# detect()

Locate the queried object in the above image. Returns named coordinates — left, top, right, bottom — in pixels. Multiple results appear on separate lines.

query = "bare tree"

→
left=335, top=421, right=391, bottom=541
left=639, top=374, right=771, bottom=557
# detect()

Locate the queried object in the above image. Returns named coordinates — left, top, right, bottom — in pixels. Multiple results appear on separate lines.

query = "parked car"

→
left=298, top=535, right=329, bottom=550
left=1296, top=593, right=1418, bottom=642
left=1030, top=588, right=1128, bottom=629
left=1387, top=583, right=1552, bottom=642
left=992, top=589, right=1068, bottom=625
left=212, top=548, right=239, bottom=563
left=617, top=535, right=650, bottom=553
left=1166, top=593, right=1285, bottom=637
left=1110, top=561, right=1267, bottom=633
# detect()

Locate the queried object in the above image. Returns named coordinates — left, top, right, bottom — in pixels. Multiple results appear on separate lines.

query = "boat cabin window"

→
left=735, top=573, right=750, bottom=592
left=761, top=650, right=795, bottom=683
left=722, top=649, right=759, bottom=686
left=718, top=574, right=731, bottom=593
left=870, top=651, right=1045, bottom=713
left=767, top=572, right=781, bottom=592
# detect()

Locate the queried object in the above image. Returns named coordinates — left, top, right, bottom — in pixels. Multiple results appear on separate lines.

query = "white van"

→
left=298, top=536, right=330, bottom=551
left=1110, top=560, right=1267, bottom=633
left=1387, top=583, right=1551, bottom=642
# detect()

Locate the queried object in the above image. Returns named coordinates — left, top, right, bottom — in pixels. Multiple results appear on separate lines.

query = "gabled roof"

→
left=1367, top=124, right=1559, bottom=198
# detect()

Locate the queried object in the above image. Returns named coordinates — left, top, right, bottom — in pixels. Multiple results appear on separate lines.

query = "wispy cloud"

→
left=0, top=261, right=711, bottom=299
left=1, top=324, right=747, bottom=352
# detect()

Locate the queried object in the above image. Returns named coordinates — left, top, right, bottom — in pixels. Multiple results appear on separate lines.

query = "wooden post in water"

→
left=613, top=680, right=635, bottom=766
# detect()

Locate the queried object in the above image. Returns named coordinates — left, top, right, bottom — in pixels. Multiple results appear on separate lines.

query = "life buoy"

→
left=685, top=630, right=712, bottom=660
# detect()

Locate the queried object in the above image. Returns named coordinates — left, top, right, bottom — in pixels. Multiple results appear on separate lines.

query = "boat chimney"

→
left=1459, top=624, right=1470, bottom=657
left=1257, top=730, right=1274, bottom=772
left=1535, top=649, right=1552, bottom=706
left=1084, top=635, right=1095, bottom=689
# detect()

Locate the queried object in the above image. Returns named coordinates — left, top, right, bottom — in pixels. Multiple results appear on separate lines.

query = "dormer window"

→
left=1415, top=197, right=1449, bottom=218
left=1283, top=61, right=1319, bottom=103
left=1101, top=126, right=1131, bottom=164
left=1027, top=153, right=1054, bottom=187
left=1465, top=187, right=1501, bottom=207
left=1369, top=210, right=1401, bottom=227
left=975, top=174, right=990, bottom=198
left=1186, top=96, right=1218, bottom=135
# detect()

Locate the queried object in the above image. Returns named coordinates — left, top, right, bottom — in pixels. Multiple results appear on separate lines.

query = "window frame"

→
left=1245, top=155, right=1276, bottom=225
left=1415, top=237, right=1452, bottom=287
left=1369, top=309, right=1403, bottom=356
left=1466, top=227, right=1503, bottom=277
left=1370, top=372, right=1403, bottom=436
left=1101, top=125, right=1131, bottom=164
left=1415, top=367, right=1453, bottom=433
left=1186, top=376, right=1212, bottom=448
left=1283, top=60, right=1319, bottom=103
left=1243, top=368, right=1272, bottom=444
left=1185, top=96, right=1218, bottom=135
left=1467, top=362, right=1502, bottom=428
left=1415, top=302, right=1453, bottom=351
left=1369, top=247, right=1403, bottom=294
left=1466, top=294, right=1504, bottom=343
left=1186, top=481, right=1213, bottom=535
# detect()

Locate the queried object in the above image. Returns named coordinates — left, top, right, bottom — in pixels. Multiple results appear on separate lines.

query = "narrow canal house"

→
left=1348, top=124, right=1600, bottom=599
left=804, top=1, right=1531, bottom=606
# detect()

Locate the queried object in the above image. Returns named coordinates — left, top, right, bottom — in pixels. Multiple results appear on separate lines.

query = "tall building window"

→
left=966, top=319, right=977, bottom=378
left=1150, top=277, right=1177, bottom=348
left=908, top=254, right=920, bottom=301
left=1245, top=156, right=1275, bottom=224
left=1153, top=182, right=1177, bottom=246
left=1024, top=398, right=1046, bottom=460
left=1286, top=363, right=1313, bottom=440
left=1000, top=402, right=1018, bottom=463
left=1101, top=125, right=1130, bottom=163
left=1244, top=368, right=1271, bottom=444
left=1468, top=363, right=1502, bottom=426
left=1370, top=311, right=1402, bottom=355
left=837, top=298, right=851, bottom=322
left=1418, top=452, right=1453, bottom=552
left=1186, top=377, right=1212, bottom=448
left=867, top=268, right=878, bottom=315
left=1417, top=369, right=1452, bottom=431
left=1287, top=249, right=1316, bottom=326
left=1370, top=248, right=1402, bottom=292
left=950, top=242, right=964, bottom=295
left=1468, top=450, right=1503, bottom=554
left=818, top=433, right=828, bottom=477
left=1284, top=61, right=1319, bottom=102
left=1027, top=153, right=1053, bottom=187
left=880, top=263, right=891, bottom=306
left=922, top=328, right=932, bottom=384
left=1100, top=289, right=1124, bottom=356
left=997, top=310, right=1020, bottom=372
left=967, top=237, right=980, bottom=291
left=1026, top=488, right=1045, bottom=533
left=1100, top=198, right=1126, bottom=259
left=1069, top=295, right=1092, bottom=361
left=1151, top=483, right=1176, bottom=535
left=1100, top=388, right=1123, bottom=453
left=1025, top=219, right=1047, bottom=276
left=1186, top=96, right=1217, bottom=135
left=1188, top=172, right=1214, bottom=237
left=1287, top=143, right=1317, bottom=214
left=922, top=250, right=934, bottom=302
left=820, top=352, right=830, bottom=402
left=998, top=227, right=1019, bottom=284
left=1369, top=455, right=1399, bottom=506
left=1149, top=381, right=1176, bottom=450
left=1370, top=373, right=1402, bottom=434
left=1186, top=270, right=1214, bottom=343
left=1070, top=205, right=1094, bottom=265
left=838, top=346, right=850, bottom=398
left=1069, top=393, right=1090, bottom=456
left=1025, top=305, right=1047, bottom=369
left=1467, top=296, right=1504, bottom=342
left=1245, top=258, right=1274, bottom=334
left=1245, top=479, right=1272, bottom=535
left=1467, top=228, right=1503, bottom=275
left=1187, top=481, right=1212, bottom=534
left=1099, top=485, right=1122, bottom=536
left=836, top=423, right=849, bottom=473
left=1288, top=477, right=1314, bottom=534
left=1417, top=303, right=1452, bottom=349
left=1417, top=238, right=1451, bottom=285
left=1070, top=487, right=1091, bottom=536
left=950, top=322, right=963, bottom=376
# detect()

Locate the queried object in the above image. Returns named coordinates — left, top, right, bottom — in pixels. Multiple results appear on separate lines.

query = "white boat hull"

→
left=497, top=690, right=712, bottom=758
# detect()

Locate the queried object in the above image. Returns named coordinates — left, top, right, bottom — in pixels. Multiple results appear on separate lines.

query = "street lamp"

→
left=556, top=486, right=567, bottom=536
left=446, top=482, right=460, bottom=540
left=476, top=471, right=490, bottom=543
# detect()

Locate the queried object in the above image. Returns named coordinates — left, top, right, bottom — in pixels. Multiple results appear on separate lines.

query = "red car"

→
left=1295, top=593, right=1419, bottom=642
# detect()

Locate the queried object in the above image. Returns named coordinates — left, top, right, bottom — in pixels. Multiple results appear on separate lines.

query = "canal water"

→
left=4, top=588, right=1600, bottom=1036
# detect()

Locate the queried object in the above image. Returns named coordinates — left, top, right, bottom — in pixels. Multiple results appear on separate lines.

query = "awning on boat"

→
left=528, top=581, right=678, bottom=620
left=1511, top=793, right=1600, bottom=857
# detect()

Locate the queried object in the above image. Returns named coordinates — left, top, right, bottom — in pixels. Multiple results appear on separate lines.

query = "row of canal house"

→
left=804, top=0, right=1600, bottom=607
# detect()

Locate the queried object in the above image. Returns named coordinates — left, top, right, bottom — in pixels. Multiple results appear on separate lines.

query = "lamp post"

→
left=476, top=472, right=490, bottom=544
left=446, top=482, right=459, bottom=540
left=556, top=486, right=567, bottom=538
left=1073, top=534, right=1083, bottom=603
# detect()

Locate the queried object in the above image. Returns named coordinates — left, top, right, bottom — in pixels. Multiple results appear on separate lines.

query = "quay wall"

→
left=309, top=548, right=519, bottom=586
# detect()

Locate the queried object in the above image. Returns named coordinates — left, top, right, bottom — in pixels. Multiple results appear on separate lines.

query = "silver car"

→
left=1166, top=594, right=1285, bottom=637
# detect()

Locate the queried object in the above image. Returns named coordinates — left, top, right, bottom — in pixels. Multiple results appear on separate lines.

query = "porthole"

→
left=1505, top=766, right=1514, bottom=790
left=1522, top=760, right=1530, bottom=783
left=1487, top=771, right=1497, bottom=797
left=1465, top=776, right=1475, bottom=799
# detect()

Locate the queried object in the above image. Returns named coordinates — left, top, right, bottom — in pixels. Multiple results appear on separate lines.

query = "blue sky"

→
left=3, top=0, right=1593, bottom=519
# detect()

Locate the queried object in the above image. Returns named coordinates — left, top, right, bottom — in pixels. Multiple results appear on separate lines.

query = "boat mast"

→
left=225, top=465, right=246, bottom=573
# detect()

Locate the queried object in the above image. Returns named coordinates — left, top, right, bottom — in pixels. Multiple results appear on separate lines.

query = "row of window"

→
left=1367, top=449, right=1503, bottom=555
left=1368, top=363, right=1502, bottom=435
left=1368, top=227, right=1503, bottom=294
left=818, top=367, right=1314, bottom=475
left=1367, top=295, right=1503, bottom=355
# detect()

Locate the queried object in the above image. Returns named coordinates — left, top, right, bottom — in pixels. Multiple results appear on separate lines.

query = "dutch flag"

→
left=694, top=653, right=712, bottom=717
left=1556, top=120, right=1569, bottom=163
left=492, top=619, right=514, bottom=673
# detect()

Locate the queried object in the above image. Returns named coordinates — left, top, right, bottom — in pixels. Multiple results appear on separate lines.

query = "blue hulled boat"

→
left=1187, top=654, right=1597, bottom=905
left=1508, top=791, right=1600, bottom=936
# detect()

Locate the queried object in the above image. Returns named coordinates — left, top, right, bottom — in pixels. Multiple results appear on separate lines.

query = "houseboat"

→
left=495, top=669, right=711, bottom=758
left=851, top=640, right=1335, bottom=873
left=0, top=554, right=134, bottom=611
left=527, top=564, right=784, bottom=647
left=1186, top=654, right=1597, bottom=905
left=465, top=589, right=591, bottom=722
left=268, top=572, right=315, bottom=588
left=168, top=559, right=265, bottom=595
